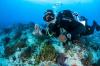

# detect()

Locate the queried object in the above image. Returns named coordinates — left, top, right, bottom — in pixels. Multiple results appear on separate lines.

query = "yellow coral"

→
left=34, top=44, right=57, bottom=65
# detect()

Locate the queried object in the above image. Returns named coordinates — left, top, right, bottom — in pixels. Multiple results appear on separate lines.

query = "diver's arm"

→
left=41, top=28, right=54, bottom=37
left=81, top=25, right=94, bottom=36
left=84, top=20, right=100, bottom=35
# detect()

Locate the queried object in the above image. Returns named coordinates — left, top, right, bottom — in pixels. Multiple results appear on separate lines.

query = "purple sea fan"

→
left=56, top=53, right=68, bottom=66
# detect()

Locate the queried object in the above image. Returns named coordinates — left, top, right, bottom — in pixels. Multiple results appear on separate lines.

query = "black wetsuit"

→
left=45, top=17, right=86, bottom=40
left=53, top=10, right=86, bottom=40
left=81, top=20, right=100, bottom=36
left=59, top=19, right=85, bottom=40
left=43, top=10, right=100, bottom=40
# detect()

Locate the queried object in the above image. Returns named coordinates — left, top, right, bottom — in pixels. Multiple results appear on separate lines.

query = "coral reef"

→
left=56, top=53, right=67, bottom=66
left=35, top=43, right=57, bottom=65
left=2, top=27, right=12, bottom=34
left=3, top=36, right=11, bottom=46
left=20, top=46, right=32, bottom=59
left=0, top=22, right=100, bottom=66
left=4, top=46, right=15, bottom=57
left=13, top=31, right=22, bottom=40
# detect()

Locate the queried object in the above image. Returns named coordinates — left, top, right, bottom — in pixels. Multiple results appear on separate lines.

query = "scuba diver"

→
left=42, top=9, right=100, bottom=43
left=43, top=9, right=82, bottom=43
left=78, top=16, right=100, bottom=36
left=42, top=9, right=60, bottom=37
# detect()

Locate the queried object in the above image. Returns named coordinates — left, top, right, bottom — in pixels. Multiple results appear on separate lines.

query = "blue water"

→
left=0, top=0, right=100, bottom=66
left=0, top=0, right=100, bottom=28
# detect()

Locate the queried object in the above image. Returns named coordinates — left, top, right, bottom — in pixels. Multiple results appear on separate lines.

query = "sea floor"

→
left=0, top=22, right=100, bottom=66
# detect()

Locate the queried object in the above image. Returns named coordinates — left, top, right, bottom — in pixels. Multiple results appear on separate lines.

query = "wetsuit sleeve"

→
left=81, top=25, right=94, bottom=36
left=41, top=29, right=47, bottom=35
left=48, top=23, right=60, bottom=37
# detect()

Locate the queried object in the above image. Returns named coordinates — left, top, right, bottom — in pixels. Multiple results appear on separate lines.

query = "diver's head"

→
left=43, top=9, right=55, bottom=23
left=62, top=10, right=74, bottom=19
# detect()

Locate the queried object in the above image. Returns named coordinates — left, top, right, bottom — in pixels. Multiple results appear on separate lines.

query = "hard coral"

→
left=14, top=41, right=27, bottom=49
left=4, top=46, right=15, bottom=57
left=13, top=31, right=22, bottom=40
left=28, top=22, right=35, bottom=29
left=35, top=44, right=56, bottom=65
left=3, top=27, right=12, bottom=34
left=16, top=23, right=25, bottom=31
left=20, top=46, right=32, bottom=59
left=3, top=36, right=11, bottom=46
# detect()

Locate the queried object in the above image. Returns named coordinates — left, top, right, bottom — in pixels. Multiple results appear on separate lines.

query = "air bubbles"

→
left=54, top=1, right=62, bottom=6
left=52, top=0, right=62, bottom=15
left=52, top=0, right=62, bottom=9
